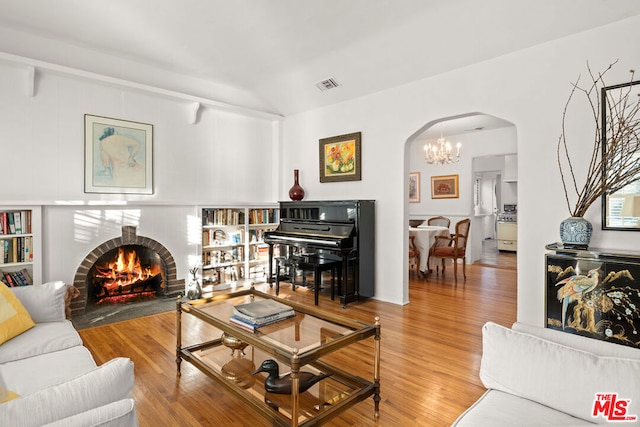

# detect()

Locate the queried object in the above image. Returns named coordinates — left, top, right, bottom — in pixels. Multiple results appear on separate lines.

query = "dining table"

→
left=409, top=225, right=450, bottom=275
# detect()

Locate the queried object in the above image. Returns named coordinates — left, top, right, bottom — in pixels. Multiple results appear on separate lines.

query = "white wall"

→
left=0, top=60, right=279, bottom=285
left=281, top=16, right=640, bottom=323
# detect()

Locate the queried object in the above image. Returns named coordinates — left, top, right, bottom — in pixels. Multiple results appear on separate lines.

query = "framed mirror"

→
left=602, top=79, right=640, bottom=230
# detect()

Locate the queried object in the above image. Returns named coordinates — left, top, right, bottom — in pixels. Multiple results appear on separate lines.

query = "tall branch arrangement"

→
left=558, top=62, right=640, bottom=217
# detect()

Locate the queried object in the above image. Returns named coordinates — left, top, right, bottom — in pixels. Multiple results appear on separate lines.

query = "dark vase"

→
left=289, top=169, right=305, bottom=201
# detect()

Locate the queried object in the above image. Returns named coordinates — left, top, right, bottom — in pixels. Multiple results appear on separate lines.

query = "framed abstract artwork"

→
left=84, top=114, right=153, bottom=194
left=431, top=174, right=459, bottom=199
left=319, top=132, right=361, bottom=182
left=409, top=172, right=420, bottom=203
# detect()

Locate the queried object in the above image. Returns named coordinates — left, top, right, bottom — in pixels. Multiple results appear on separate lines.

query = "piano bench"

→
left=294, top=256, right=342, bottom=306
left=275, top=256, right=298, bottom=295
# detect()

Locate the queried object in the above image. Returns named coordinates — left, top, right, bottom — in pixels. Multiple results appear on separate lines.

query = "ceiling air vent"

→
left=316, top=77, right=340, bottom=92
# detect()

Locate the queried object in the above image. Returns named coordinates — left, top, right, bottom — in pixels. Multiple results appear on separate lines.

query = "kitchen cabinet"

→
left=503, top=154, right=517, bottom=182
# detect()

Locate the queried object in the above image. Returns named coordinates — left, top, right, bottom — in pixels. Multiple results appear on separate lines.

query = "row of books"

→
left=202, top=208, right=280, bottom=226
left=202, top=265, right=242, bottom=284
left=202, top=229, right=243, bottom=247
left=203, top=248, right=244, bottom=267
left=229, top=299, right=295, bottom=332
left=248, top=209, right=279, bottom=225
left=0, top=211, right=32, bottom=236
left=1, top=268, right=33, bottom=287
left=248, top=244, right=269, bottom=261
left=0, top=237, right=33, bottom=264
left=247, top=264, right=267, bottom=280
left=248, top=229, right=274, bottom=243
left=202, top=208, right=245, bottom=226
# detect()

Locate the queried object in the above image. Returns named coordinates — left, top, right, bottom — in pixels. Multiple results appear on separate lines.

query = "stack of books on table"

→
left=230, top=299, right=296, bottom=332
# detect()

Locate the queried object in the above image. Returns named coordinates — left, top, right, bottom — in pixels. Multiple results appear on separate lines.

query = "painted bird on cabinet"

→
left=556, top=268, right=600, bottom=329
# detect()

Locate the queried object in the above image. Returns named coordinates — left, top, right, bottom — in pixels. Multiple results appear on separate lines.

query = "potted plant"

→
left=557, top=62, right=640, bottom=248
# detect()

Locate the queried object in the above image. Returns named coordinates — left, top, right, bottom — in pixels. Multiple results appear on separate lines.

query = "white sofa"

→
left=0, top=281, right=138, bottom=427
left=453, top=322, right=640, bottom=426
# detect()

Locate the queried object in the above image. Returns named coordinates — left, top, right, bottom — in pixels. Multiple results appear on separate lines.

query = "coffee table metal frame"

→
left=176, top=286, right=380, bottom=427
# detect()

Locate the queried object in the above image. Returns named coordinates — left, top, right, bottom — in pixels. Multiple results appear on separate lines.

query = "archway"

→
left=404, top=113, right=517, bottom=296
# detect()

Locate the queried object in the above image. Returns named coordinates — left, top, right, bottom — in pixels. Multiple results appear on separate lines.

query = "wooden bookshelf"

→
left=0, top=206, right=42, bottom=286
left=201, top=206, right=279, bottom=290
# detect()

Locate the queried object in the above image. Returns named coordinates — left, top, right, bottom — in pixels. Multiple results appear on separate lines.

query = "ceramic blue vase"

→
left=559, top=217, right=592, bottom=249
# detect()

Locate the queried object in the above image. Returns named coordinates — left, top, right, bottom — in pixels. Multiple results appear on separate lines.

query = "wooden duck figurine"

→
left=251, top=359, right=331, bottom=394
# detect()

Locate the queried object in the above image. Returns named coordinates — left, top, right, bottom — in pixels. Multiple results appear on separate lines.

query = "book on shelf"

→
left=12, top=238, right=18, bottom=263
left=7, top=213, right=15, bottom=234
left=16, top=268, right=32, bottom=286
left=3, top=272, right=15, bottom=287
left=13, top=213, right=22, bottom=234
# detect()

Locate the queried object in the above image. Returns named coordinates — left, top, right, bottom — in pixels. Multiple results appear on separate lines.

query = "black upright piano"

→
left=264, top=200, right=375, bottom=307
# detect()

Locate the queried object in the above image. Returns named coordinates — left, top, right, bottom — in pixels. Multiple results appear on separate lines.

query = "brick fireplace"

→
left=71, top=226, right=183, bottom=315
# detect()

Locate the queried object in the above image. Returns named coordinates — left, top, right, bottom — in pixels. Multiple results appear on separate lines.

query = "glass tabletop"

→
left=183, top=289, right=374, bottom=359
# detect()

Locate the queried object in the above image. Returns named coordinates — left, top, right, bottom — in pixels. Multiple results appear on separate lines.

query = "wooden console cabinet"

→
left=545, top=243, right=640, bottom=349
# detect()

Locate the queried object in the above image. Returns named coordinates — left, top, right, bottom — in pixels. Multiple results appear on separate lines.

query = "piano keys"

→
left=264, top=200, right=375, bottom=307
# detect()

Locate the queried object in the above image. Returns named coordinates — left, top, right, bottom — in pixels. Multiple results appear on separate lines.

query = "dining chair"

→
left=427, top=216, right=451, bottom=228
left=408, top=235, right=421, bottom=277
left=429, top=218, right=471, bottom=281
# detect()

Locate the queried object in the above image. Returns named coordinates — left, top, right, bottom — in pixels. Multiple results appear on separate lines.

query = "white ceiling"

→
left=1, top=0, right=640, bottom=117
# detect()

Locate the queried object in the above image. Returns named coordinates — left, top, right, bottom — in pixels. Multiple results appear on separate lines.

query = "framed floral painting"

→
left=431, top=174, right=459, bottom=199
left=319, top=132, right=361, bottom=182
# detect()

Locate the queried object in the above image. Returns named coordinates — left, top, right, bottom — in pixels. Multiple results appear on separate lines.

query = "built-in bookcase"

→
left=0, top=206, right=42, bottom=286
left=200, top=206, right=279, bottom=290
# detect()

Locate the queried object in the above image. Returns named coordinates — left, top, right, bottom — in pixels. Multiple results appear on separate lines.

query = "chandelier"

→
left=424, top=128, right=462, bottom=165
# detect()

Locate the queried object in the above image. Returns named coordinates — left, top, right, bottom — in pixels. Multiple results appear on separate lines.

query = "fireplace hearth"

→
left=72, top=226, right=183, bottom=316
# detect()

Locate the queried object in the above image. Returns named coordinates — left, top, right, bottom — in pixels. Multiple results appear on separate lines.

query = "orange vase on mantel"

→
left=289, top=169, right=305, bottom=201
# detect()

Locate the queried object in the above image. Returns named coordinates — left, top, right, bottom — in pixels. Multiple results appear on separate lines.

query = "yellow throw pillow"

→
left=0, top=388, right=19, bottom=403
left=0, top=282, right=35, bottom=345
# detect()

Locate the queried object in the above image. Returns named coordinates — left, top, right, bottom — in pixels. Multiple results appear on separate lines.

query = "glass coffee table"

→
left=176, top=286, right=380, bottom=427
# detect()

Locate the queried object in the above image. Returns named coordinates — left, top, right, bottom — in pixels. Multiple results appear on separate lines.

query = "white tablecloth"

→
left=409, top=225, right=450, bottom=272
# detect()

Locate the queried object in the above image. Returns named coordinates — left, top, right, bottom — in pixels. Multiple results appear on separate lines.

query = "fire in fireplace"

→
left=87, top=244, right=165, bottom=304
left=72, top=226, right=183, bottom=316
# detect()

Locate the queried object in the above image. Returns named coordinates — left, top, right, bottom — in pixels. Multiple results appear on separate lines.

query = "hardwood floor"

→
left=473, top=238, right=517, bottom=269
left=79, top=264, right=517, bottom=426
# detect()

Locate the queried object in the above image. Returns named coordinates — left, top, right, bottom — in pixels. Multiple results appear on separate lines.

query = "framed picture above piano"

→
left=319, top=132, right=362, bottom=183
